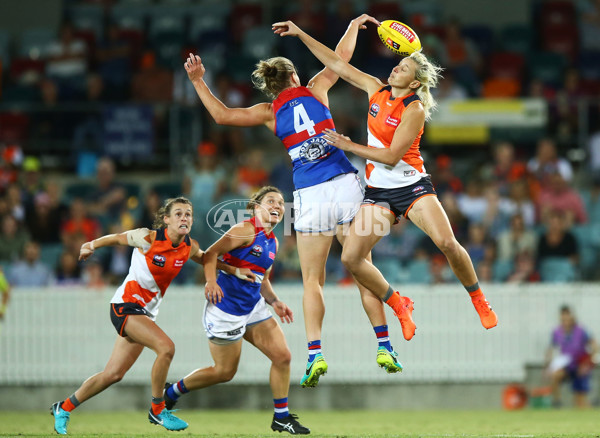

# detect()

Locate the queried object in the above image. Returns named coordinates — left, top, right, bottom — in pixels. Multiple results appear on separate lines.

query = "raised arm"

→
left=78, top=228, right=154, bottom=261
left=323, top=103, right=426, bottom=166
left=184, top=53, right=274, bottom=128
left=307, top=14, right=380, bottom=99
left=273, top=20, right=383, bottom=95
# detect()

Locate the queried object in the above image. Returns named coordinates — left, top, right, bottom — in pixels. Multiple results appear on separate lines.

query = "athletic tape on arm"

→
left=126, top=228, right=152, bottom=252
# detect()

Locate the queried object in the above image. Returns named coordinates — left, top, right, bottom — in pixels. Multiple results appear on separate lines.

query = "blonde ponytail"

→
left=409, top=51, right=443, bottom=121
left=251, top=57, right=296, bottom=99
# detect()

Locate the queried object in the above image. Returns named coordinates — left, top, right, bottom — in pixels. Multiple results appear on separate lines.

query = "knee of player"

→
left=340, top=250, right=361, bottom=271
left=216, top=366, right=238, bottom=382
left=273, top=349, right=292, bottom=367
left=105, top=369, right=126, bottom=384
left=156, top=339, right=176, bottom=360
left=436, top=236, right=460, bottom=255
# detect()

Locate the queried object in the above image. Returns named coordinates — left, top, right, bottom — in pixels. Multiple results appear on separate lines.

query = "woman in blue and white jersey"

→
left=184, top=14, right=402, bottom=387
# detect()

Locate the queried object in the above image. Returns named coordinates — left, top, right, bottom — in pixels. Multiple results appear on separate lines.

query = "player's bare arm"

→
left=273, top=20, right=382, bottom=95
left=323, top=103, right=425, bottom=166
left=184, top=53, right=274, bottom=128
left=79, top=228, right=154, bottom=261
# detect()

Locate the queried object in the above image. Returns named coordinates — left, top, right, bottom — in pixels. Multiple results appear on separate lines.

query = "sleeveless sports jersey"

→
left=111, top=229, right=192, bottom=319
left=365, top=86, right=427, bottom=188
left=273, top=86, right=356, bottom=190
left=217, top=216, right=277, bottom=316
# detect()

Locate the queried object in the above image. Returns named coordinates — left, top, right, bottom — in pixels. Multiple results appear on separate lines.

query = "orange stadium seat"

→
left=482, top=77, right=521, bottom=98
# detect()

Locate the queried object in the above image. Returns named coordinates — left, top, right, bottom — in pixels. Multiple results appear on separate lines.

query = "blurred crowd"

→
left=1, top=0, right=600, bottom=287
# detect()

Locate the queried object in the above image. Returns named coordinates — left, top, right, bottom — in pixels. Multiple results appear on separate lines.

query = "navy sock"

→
left=166, top=379, right=189, bottom=402
left=273, top=397, right=289, bottom=419
left=307, top=340, right=321, bottom=362
left=374, top=325, right=392, bottom=352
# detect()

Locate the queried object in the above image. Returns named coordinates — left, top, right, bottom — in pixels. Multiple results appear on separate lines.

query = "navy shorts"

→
left=110, top=303, right=149, bottom=337
left=567, top=368, right=591, bottom=393
left=362, top=176, right=437, bottom=220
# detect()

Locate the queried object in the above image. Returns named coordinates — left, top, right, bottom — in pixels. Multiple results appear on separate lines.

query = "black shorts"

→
left=110, top=303, right=149, bottom=337
left=362, top=176, right=437, bottom=220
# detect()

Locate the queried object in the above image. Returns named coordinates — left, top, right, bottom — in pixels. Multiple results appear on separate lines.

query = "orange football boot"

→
left=471, top=293, right=498, bottom=329
left=388, top=292, right=416, bottom=340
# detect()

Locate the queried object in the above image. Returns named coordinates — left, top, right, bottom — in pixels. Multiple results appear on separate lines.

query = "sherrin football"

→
left=377, top=20, right=422, bottom=56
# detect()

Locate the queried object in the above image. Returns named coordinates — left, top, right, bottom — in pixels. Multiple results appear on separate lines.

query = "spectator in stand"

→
left=234, top=149, right=269, bottom=197
left=438, top=19, right=481, bottom=93
left=588, top=117, right=600, bottom=182
left=7, top=241, right=53, bottom=286
left=72, top=74, right=106, bottom=155
left=131, top=51, right=173, bottom=102
left=45, top=22, right=88, bottom=97
left=5, top=183, right=25, bottom=222
left=496, top=213, right=537, bottom=263
left=498, top=180, right=536, bottom=229
left=431, top=70, right=468, bottom=101
left=86, top=157, right=126, bottom=225
left=464, top=223, right=489, bottom=268
left=273, top=234, right=302, bottom=281
left=537, top=172, right=587, bottom=226
left=506, top=251, right=540, bottom=284
left=528, top=138, right=573, bottom=186
left=20, top=156, right=44, bottom=208
left=138, top=190, right=161, bottom=229
left=537, top=210, right=579, bottom=266
left=82, top=258, right=106, bottom=289
left=54, top=251, right=82, bottom=286
left=431, top=154, right=463, bottom=197
left=25, top=192, right=62, bottom=244
left=482, top=141, right=527, bottom=196
left=579, top=0, right=600, bottom=50
left=183, top=141, right=226, bottom=217
left=96, top=23, right=132, bottom=100
left=0, top=215, right=30, bottom=262
left=546, top=305, right=598, bottom=408
left=61, top=198, right=102, bottom=249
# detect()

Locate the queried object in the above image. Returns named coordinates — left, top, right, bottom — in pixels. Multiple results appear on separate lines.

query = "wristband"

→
left=90, top=240, right=95, bottom=251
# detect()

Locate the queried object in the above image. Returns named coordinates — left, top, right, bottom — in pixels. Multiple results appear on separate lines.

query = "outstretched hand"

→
left=272, top=300, right=294, bottom=324
left=184, top=53, right=206, bottom=82
left=79, top=242, right=94, bottom=261
left=272, top=20, right=302, bottom=37
left=351, top=13, right=381, bottom=29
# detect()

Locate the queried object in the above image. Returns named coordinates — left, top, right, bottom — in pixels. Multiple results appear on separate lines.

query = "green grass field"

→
left=1, top=409, right=599, bottom=437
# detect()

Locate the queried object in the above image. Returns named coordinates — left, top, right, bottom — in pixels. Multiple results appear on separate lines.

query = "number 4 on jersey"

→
left=293, top=104, right=316, bottom=136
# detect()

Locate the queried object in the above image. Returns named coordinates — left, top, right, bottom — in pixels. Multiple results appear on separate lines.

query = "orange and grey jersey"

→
left=110, top=228, right=192, bottom=320
left=365, top=86, right=427, bottom=189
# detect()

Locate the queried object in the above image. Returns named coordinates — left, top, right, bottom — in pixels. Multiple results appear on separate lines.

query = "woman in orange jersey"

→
left=50, top=197, right=254, bottom=435
left=275, top=21, right=498, bottom=340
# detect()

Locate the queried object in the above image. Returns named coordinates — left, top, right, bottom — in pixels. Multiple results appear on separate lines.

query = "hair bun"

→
left=265, top=65, right=278, bottom=77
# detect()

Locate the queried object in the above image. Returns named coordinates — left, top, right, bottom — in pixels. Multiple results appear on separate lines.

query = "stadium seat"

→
left=40, top=243, right=64, bottom=270
left=229, top=3, right=262, bottom=44
left=64, top=182, right=96, bottom=202
left=488, top=52, right=525, bottom=79
left=493, top=259, right=513, bottom=282
left=403, top=0, right=442, bottom=25
left=528, top=52, right=567, bottom=86
left=482, top=77, right=521, bottom=98
left=539, top=257, right=577, bottom=283
left=539, top=1, right=576, bottom=28
left=578, top=51, right=600, bottom=80
left=148, top=5, right=186, bottom=41
left=9, top=58, right=45, bottom=82
left=110, top=5, right=147, bottom=31
left=0, top=112, right=30, bottom=143
left=0, top=30, right=10, bottom=67
left=542, top=25, right=578, bottom=62
left=367, top=2, right=401, bottom=20
left=226, top=54, right=259, bottom=83
left=406, top=259, right=432, bottom=284
left=500, top=24, right=532, bottom=55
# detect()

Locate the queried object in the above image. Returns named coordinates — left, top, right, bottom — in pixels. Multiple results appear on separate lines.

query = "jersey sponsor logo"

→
left=369, top=103, right=380, bottom=118
left=173, top=259, right=184, bottom=268
left=412, top=185, right=424, bottom=193
left=269, top=251, right=275, bottom=260
left=404, top=170, right=416, bottom=177
left=385, top=115, right=399, bottom=127
left=250, top=245, right=263, bottom=258
left=152, top=255, right=166, bottom=267
left=298, top=136, right=331, bottom=163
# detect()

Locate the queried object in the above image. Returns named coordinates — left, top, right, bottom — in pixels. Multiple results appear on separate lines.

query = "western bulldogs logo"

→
left=369, top=103, right=380, bottom=118
left=412, top=185, right=424, bottom=193
left=250, top=245, right=263, bottom=258
left=299, top=137, right=331, bottom=162
left=152, top=255, right=166, bottom=267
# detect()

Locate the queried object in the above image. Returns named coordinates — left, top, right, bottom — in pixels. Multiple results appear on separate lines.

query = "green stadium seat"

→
left=539, top=257, right=577, bottom=283
left=528, top=52, right=567, bottom=86
left=500, top=24, right=533, bottom=55
left=152, top=182, right=183, bottom=201
left=407, top=259, right=432, bottom=284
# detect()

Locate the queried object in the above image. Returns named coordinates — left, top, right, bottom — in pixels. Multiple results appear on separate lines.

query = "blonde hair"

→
left=251, top=57, right=296, bottom=99
left=153, top=197, right=192, bottom=229
left=408, top=51, right=443, bottom=121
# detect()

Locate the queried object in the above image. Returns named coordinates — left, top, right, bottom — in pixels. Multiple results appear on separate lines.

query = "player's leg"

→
left=341, top=205, right=416, bottom=340
left=123, top=315, right=187, bottom=431
left=244, top=318, right=309, bottom=435
left=407, top=195, right=498, bottom=329
left=50, top=336, right=144, bottom=435
left=550, top=368, right=566, bottom=407
left=296, top=231, right=333, bottom=387
left=572, top=372, right=591, bottom=408
left=336, top=230, right=402, bottom=373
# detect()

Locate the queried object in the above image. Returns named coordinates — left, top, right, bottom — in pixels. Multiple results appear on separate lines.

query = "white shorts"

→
left=203, top=297, right=272, bottom=344
left=293, top=172, right=364, bottom=233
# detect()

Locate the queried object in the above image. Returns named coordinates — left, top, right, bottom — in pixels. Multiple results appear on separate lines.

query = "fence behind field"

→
left=1, top=284, right=599, bottom=385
